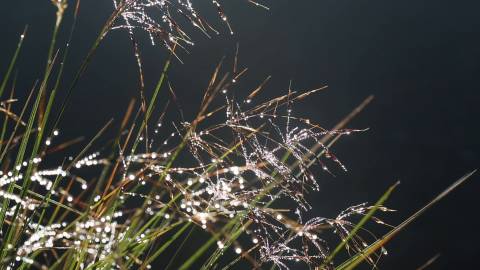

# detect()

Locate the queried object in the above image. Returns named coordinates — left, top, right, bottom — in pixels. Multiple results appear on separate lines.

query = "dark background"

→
left=1, top=0, right=479, bottom=269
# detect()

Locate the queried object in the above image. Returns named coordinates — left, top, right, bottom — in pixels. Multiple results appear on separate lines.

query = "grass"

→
left=0, top=1, right=475, bottom=269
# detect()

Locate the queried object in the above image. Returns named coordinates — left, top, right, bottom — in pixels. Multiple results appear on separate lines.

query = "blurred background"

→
left=0, top=0, right=479, bottom=268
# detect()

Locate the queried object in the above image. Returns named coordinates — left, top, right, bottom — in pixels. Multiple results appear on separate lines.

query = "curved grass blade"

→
left=335, top=170, right=476, bottom=270
left=0, top=26, right=27, bottom=98
left=319, top=181, right=400, bottom=269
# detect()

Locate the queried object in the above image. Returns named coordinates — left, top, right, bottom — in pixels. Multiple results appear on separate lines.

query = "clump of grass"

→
left=0, top=1, right=474, bottom=270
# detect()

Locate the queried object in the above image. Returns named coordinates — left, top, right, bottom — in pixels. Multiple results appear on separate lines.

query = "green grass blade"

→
left=320, top=181, right=400, bottom=268
left=143, top=222, right=191, bottom=268
left=335, top=170, right=476, bottom=270
left=0, top=26, right=27, bottom=98
left=0, top=72, right=18, bottom=155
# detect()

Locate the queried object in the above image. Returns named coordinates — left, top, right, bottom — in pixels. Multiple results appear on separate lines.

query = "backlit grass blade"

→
left=335, top=170, right=476, bottom=270
left=319, top=181, right=400, bottom=269
left=0, top=26, right=27, bottom=98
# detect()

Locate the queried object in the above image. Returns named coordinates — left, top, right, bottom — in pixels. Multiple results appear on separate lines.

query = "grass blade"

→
left=320, top=181, right=400, bottom=268
left=335, top=170, right=476, bottom=270
left=0, top=26, right=27, bottom=98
